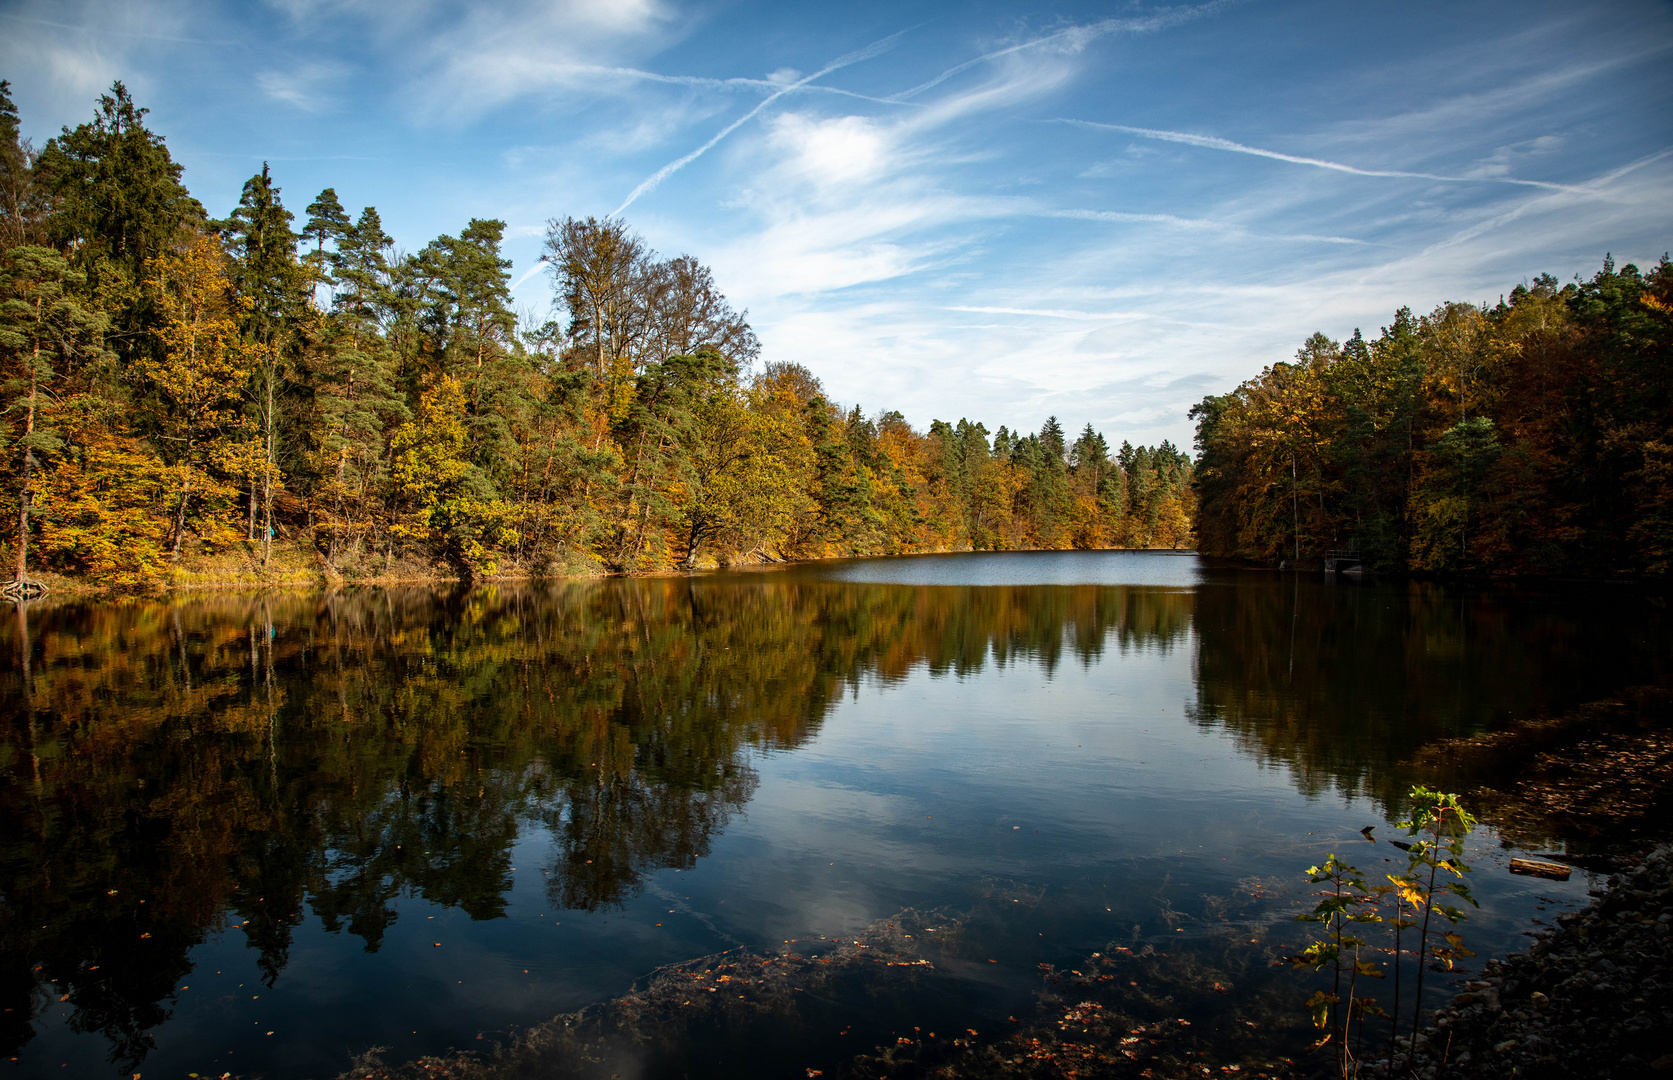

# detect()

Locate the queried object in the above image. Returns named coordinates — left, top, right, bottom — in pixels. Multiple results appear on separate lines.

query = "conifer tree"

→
left=223, top=163, right=307, bottom=564
left=33, top=82, right=202, bottom=367
left=417, top=218, right=524, bottom=473
left=300, top=187, right=350, bottom=303
left=0, top=81, right=45, bottom=252
left=1, top=246, right=109, bottom=581
left=311, top=206, right=405, bottom=565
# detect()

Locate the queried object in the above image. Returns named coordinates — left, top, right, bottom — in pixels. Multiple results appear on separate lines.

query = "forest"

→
left=0, top=81, right=1194, bottom=589
left=1192, top=252, right=1673, bottom=575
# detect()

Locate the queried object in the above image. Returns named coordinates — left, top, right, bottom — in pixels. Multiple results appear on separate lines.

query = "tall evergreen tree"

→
left=33, top=82, right=202, bottom=364
left=1, top=246, right=109, bottom=581
left=299, top=187, right=351, bottom=307
left=223, top=163, right=307, bottom=563
left=416, top=218, right=525, bottom=474
left=0, top=81, right=45, bottom=252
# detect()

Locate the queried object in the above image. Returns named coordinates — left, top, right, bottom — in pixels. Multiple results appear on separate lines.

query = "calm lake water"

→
left=1, top=552, right=1665, bottom=1078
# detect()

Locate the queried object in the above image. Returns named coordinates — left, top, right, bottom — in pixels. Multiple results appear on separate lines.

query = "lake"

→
left=1, top=552, right=1665, bottom=1078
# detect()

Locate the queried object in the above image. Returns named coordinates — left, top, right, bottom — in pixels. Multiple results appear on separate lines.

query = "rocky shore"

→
left=1375, top=843, right=1673, bottom=1080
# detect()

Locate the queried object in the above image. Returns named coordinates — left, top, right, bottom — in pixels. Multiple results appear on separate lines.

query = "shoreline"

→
left=1373, top=843, right=1673, bottom=1079
left=8, top=544, right=1201, bottom=599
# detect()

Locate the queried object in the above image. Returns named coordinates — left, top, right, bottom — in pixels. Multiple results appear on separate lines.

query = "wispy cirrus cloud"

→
left=11, top=0, right=1665, bottom=449
left=612, top=26, right=918, bottom=214
left=886, top=0, right=1245, bottom=102
left=1040, top=207, right=1370, bottom=245
left=256, top=61, right=345, bottom=111
left=1056, top=119, right=1585, bottom=191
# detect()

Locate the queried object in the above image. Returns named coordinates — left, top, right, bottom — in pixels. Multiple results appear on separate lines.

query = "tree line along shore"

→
left=1192, top=252, right=1673, bottom=577
left=0, top=80, right=1193, bottom=591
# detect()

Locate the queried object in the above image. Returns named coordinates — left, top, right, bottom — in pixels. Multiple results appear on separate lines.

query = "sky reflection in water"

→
left=0, top=552, right=1663, bottom=1078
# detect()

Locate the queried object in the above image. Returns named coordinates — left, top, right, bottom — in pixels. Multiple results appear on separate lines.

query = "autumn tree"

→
left=1194, top=254, right=1671, bottom=575
left=546, top=215, right=647, bottom=415
left=0, top=246, right=108, bottom=581
left=676, top=352, right=812, bottom=566
left=388, top=375, right=516, bottom=577
left=138, top=236, right=256, bottom=560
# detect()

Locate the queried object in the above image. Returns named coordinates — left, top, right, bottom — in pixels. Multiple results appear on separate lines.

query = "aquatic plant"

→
left=1391, top=786, right=1477, bottom=1076
left=1292, top=786, right=1478, bottom=1079
left=1293, top=853, right=1386, bottom=1077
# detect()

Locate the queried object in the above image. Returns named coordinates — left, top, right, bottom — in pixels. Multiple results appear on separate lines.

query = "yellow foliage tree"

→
left=389, top=375, right=517, bottom=576
left=35, top=402, right=174, bottom=586
left=138, top=236, right=258, bottom=561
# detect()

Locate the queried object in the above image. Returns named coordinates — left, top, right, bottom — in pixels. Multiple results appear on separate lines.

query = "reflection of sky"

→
left=780, top=548, right=1204, bottom=586
left=13, top=560, right=1606, bottom=1079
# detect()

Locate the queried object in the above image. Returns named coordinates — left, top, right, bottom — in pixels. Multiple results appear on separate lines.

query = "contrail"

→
left=0, top=10, right=236, bottom=45
left=1419, top=146, right=1673, bottom=255
left=888, top=0, right=1242, bottom=102
left=612, top=28, right=916, bottom=216
left=1044, top=207, right=1367, bottom=245
left=947, top=305, right=1149, bottom=321
left=1058, top=119, right=1583, bottom=192
left=559, top=64, right=908, bottom=105
left=510, top=259, right=549, bottom=290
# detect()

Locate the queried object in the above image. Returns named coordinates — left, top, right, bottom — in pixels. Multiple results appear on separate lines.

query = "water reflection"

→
left=0, top=564, right=1662, bottom=1073
left=0, top=577, right=1187, bottom=1068
left=1188, top=572, right=1669, bottom=808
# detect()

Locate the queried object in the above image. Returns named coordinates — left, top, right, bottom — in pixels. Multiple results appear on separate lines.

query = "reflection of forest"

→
left=0, top=578, right=1189, bottom=1067
left=1188, top=574, right=1669, bottom=811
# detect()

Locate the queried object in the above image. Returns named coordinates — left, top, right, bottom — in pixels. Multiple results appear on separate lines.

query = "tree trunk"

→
left=262, top=356, right=275, bottom=569
left=13, top=343, right=38, bottom=582
left=1291, top=454, right=1300, bottom=562
left=171, top=437, right=194, bottom=562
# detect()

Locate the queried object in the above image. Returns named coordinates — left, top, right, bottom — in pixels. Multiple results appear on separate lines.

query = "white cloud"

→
left=11, top=0, right=1668, bottom=452
left=768, top=113, right=888, bottom=186
left=255, top=62, right=345, bottom=111
left=0, top=0, right=209, bottom=121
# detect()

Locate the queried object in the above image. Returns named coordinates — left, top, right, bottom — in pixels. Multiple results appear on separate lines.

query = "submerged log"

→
left=1509, top=857, right=1572, bottom=881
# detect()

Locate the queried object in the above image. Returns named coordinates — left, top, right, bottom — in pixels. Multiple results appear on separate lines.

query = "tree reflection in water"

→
left=6, top=571, right=1657, bottom=1071
left=1188, top=572, right=1668, bottom=811
left=0, top=578, right=1189, bottom=1068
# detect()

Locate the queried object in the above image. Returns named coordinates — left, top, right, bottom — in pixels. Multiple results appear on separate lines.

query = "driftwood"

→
left=1508, top=857, right=1572, bottom=881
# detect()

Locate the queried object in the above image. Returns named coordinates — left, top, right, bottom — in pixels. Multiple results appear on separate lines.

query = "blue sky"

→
left=3, top=0, right=1670, bottom=447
